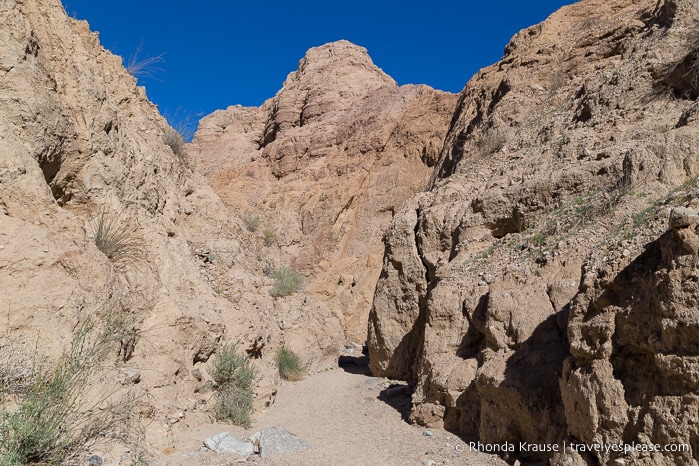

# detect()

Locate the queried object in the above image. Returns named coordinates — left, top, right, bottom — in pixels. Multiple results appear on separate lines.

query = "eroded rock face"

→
left=562, top=212, right=699, bottom=465
left=190, top=40, right=456, bottom=342
left=369, top=0, right=699, bottom=463
left=0, top=0, right=343, bottom=460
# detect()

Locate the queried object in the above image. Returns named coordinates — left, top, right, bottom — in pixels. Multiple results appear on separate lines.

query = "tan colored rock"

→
left=669, top=206, right=699, bottom=228
left=190, top=40, right=456, bottom=343
left=0, top=0, right=343, bottom=461
left=369, top=0, right=699, bottom=463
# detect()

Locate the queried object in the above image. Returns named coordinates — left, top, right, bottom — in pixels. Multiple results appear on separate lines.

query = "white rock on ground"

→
left=203, top=432, right=254, bottom=457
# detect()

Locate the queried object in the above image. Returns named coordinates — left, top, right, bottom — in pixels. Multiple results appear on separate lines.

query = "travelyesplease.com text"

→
left=466, top=441, right=690, bottom=455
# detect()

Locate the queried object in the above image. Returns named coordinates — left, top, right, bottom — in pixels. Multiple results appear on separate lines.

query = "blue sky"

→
left=62, top=1, right=572, bottom=124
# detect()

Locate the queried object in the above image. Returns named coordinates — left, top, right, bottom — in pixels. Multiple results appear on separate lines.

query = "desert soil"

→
left=154, top=357, right=507, bottom=466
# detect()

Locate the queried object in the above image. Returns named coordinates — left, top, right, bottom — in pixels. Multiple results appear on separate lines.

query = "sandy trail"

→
left=158, top=358, right=507, bottom=466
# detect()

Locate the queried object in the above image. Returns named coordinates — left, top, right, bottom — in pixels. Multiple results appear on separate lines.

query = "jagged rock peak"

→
left=191, top=40, right=456, bottom=344
left=262, top=40, right=397, bottom=142
left=285, top=39, right=396, bottom=93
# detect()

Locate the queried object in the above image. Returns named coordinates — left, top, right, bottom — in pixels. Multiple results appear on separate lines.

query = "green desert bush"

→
left=209, top=343, right=257, bottom=428
left=275, top=346, right=303, bottom=381
left=271, top=268, right=304, bottom=297
left=0, top=319, right=114, bottom=465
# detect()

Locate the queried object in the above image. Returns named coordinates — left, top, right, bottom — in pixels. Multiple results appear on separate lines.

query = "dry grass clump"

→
left=477, top=129, right=505, bottom=154
left=262, top=227, right=277, bottom=246
left=275, top=346, right=303, bottom=381
left=244, top=213, right=260, bottom=232
left=163, top=109, right=195, bottom=162
left=125, top=41, right=164, bottom=79
left=90, top=208, right=146, bottom=265
left=0, top=339, right=38, bottom=396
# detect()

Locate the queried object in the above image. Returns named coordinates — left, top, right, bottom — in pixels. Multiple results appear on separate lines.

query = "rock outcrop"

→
left=190, top=40, right=456, bottom=342
left=0, top=0, right=343, bottom=462
left=369, top=0, right=699, bottom=463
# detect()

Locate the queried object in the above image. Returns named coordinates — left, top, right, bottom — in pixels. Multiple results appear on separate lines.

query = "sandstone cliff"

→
left=368, top=0, right=699, bottom=463
left=0, top=0, right=343, bottom=462
left=190, top=40, right=456, bottom=342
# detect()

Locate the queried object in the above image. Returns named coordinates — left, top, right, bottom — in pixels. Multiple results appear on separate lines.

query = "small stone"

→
left=622, top=249, right=631, bottom=257
left=204, top=432, right=254, bottom=456
left=120, top=368, right=141, bottom=385
left=88, top=455, right=103, bottom=466
left=249, top=431, right=261, bottom=453
left=0, top=245, right=4, bottom=250
left=423, top=460, right=436, bottom=466
left=423, top=430, right=433, bottom=437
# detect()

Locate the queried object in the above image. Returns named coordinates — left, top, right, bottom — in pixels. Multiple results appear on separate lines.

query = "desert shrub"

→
left=0, top=320, right=114, bottom=465
left=662, top=17, right=699, bottom=98
left=262, top=227, right=277, bottom=246
left=243, top=213, right=260, bottom=232
left=275, top=346, right=303, bottom=381
left=477, top=129, right=505, bottom=154
left=125, top=41, right=164, bottom=78
left=271, top=268, right=304, bottom=297
left=208, top=343, right=257, bottom=428
left=163, top=109, right=195, bottom=162
left=0, top=340, right=37, bottom=396
left=164, top=127, right=186, bottom=159
left=212, top=383, right=254, bottom=429
left=90, top=208, right=146, bottom=264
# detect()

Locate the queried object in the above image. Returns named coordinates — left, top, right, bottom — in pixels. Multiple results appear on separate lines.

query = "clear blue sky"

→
left=62, top=1, right=572, bottom=123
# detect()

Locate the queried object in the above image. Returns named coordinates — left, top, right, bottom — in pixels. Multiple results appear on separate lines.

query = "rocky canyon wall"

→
left=0, top=0, right=344, bottom=461
left=369, top=0, right=699, bottom=463
left=190, top=40, right=456, bottom=342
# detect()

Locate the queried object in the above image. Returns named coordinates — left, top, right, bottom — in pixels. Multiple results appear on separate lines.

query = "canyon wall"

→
left=190, top=40, right=456, bottom=342
left=368, top=0, right=699, bottom=463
